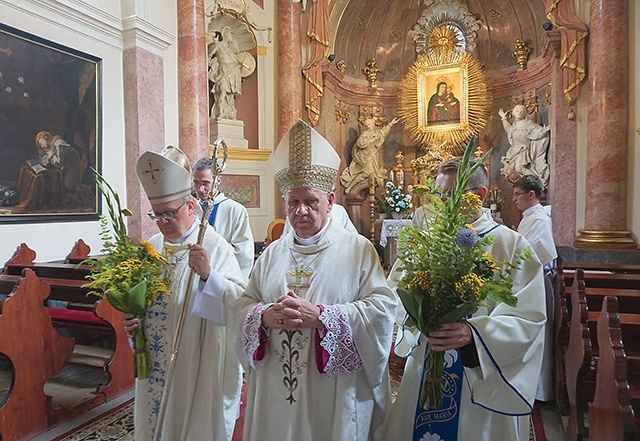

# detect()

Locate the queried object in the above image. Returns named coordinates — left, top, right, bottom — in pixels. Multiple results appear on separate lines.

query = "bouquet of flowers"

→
left=394, top=140, right=529, bottom=409
left=83, top=171, right=169, bottom=379
left=376, top=181, right=413, bottom=218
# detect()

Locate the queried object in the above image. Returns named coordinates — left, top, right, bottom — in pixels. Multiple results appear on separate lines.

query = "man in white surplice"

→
left=192, top=157, right=255, bottom=283
left=124, top=146, right=245, bottom=441
left=512, top=174, right=557, bottom=402
left=385, top=157, right=546, bottom=441
left=237, top=120, right=397, bottom=441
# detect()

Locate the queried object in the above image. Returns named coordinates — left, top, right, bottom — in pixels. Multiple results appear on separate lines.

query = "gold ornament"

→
left=398, top=50, right=491, bottom=153
left=513, top=39, right=531, bottom=71
left=363, top=58, right=381, bottom=88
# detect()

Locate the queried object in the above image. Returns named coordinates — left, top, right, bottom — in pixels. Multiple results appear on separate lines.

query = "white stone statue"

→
left=499, top=104, right=551, bottom=188
left=208, top=26, right=242, bottom=119
left=340, top=117, right=398, bottom=193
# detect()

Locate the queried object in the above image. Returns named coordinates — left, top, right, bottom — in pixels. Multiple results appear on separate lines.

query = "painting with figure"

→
left=417, top=63, right=467, bottom=130
left=0, top=23, right=100, bottom=223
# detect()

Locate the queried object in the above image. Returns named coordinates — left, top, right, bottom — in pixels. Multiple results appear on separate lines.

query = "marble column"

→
left=123, top=50, right=165, bottom=242
left=575, top=0, right=635, bottom=249
left=177, top=0, right=209, bottom=161
left=276, top=0, right=303, bottom=139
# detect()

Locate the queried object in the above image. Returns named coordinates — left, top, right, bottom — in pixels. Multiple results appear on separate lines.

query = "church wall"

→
left=0, top=0, right=179, bottom=264
left=630, top=0, right=639, bottom=245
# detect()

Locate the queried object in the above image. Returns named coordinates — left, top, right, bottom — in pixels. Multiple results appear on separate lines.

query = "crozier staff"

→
left=123, top=146, right=245, bottom=441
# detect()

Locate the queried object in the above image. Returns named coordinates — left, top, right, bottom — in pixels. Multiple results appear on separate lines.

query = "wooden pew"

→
left=1, top=242, right=134, bottom=401
left=564, top=269, right=594, bottom=441
left=562, top=262, right=640, bottom=274
left=588, top=296, right=638, bottom=441
left=560, top=266, right=640, bottom=440
left=563, top=270, right=640, bottom=290
left=553, top=256, right=570, bottom=415
left=554, top=257, right=640, bottom=416
left=0, top=269, right=75, bottom=441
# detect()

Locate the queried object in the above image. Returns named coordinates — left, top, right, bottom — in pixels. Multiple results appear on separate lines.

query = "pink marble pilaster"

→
left=123, top=48, right=165, bottom=242
left=577, top=0, right=634, bottom=248
left=177, top=0, right=209, bottom=161
left=547, top=31, right=577, bottom=247
left=276, top=0, right=303, bottom=139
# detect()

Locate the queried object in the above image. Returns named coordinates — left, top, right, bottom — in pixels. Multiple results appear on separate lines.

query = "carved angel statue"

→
left=499, top=104, right=551, bottom=188
left=208, top=26, right=242, bottom=119
left=340, top=117, right=399, bottom=193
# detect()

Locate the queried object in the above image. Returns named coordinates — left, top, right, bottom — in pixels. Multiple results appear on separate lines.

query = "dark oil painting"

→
left=0, top=23, right=101, bottom=223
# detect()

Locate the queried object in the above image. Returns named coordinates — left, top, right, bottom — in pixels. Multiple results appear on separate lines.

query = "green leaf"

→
left=436, top=300, right=478, bottom=326
left=397, top=287, right=424, bottom=333
left=105, top=290, right=128, bottom=313
left=127, top=280, right=148, bottom=317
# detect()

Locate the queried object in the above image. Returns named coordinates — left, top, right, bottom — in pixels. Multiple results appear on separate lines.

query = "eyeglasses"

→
left=147, top=201, right=187, bottom=222
left=512, top=191, right=529, bottom=198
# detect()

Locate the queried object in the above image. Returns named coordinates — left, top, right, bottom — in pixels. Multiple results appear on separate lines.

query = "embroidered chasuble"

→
left=135, top=225, right=245, bottom=441
left=386, top=209, right=546, bottom=441
left=237, top=221, right=397, bottom=441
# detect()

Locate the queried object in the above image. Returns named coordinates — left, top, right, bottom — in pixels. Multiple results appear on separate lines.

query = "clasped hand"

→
left=427, top=322, right=472, bottom=352
left=263, top=291, right=323, bottom=331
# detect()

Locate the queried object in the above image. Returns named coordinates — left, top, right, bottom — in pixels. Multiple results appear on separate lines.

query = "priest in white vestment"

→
left=124, top=146, right=246, bottom=441
left=512, top=174, right=557, bottom=401
left=192, top=157, right=255, bottom=283
left=237, top=120, right=397, bottom=441
left=386, top=157, right=546, bottom=441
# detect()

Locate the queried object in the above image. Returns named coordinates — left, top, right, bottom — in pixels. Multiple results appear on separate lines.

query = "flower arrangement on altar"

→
left=83, top=172, right=169, bottom=379
left=394, top=140, right=530, bottom=409
left=376, top=180, right=413, bottom=218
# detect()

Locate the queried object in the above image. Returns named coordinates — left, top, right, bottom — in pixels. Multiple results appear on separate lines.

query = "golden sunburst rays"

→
left=427, top=26, right=461, bottom=56
left=398, top=49, right=491, bottom=155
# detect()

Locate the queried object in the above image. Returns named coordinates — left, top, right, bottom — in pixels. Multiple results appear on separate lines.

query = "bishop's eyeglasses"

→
left=147, top=201, right=187, bottom=222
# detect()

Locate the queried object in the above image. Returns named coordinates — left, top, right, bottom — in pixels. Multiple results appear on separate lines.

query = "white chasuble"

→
left=386, top=209, right=546, bottom=441
left=237, top=221, right=397, bottom=441
left=135, top=225, right=245, bottom=441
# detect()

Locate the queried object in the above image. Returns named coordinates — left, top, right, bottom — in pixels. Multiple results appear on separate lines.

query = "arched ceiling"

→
left=330, top=0, right=549, bottom=85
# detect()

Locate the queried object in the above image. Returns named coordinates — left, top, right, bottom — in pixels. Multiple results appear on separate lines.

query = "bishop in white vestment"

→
left=237, top=120, right=397, bottom=441
left=128, top=147, right=246, bottom=441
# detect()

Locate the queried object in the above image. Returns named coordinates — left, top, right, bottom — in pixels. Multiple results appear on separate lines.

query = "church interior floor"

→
left=2, top=348, right=567, bottom=440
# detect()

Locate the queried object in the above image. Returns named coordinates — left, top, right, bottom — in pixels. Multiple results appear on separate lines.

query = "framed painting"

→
left=399, top=51, right=491, bottom=153
left=417, top=63, right=467, bottom=130
left=0, top=23, right=101, bottom=223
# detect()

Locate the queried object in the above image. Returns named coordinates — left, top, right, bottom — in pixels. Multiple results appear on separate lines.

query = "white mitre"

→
left=136, top=145, right=192, bottom=204
left=272, top=120, right=340, bottom=195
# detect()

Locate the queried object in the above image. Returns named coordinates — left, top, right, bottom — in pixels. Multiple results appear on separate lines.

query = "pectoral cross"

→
left=287, top=266, right=313, bottom=292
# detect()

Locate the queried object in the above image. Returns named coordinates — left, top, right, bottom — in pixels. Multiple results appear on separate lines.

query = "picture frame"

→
left=399, top=51, right=491, bottom=152
left=416, top=62, right=468, bottom=132
left=0, top=23, right=101, bottom=223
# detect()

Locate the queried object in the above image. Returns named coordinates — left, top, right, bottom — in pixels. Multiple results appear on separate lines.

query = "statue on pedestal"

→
left=208, top=27, right=242, bottom=120
left=499, top=104, right=551, bottom=188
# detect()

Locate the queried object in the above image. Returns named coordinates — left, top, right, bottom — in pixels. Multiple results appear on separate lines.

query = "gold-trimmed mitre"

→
left=136, top=146, right=192, bottom=204
left=273, top=120, right=340, bottom=194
